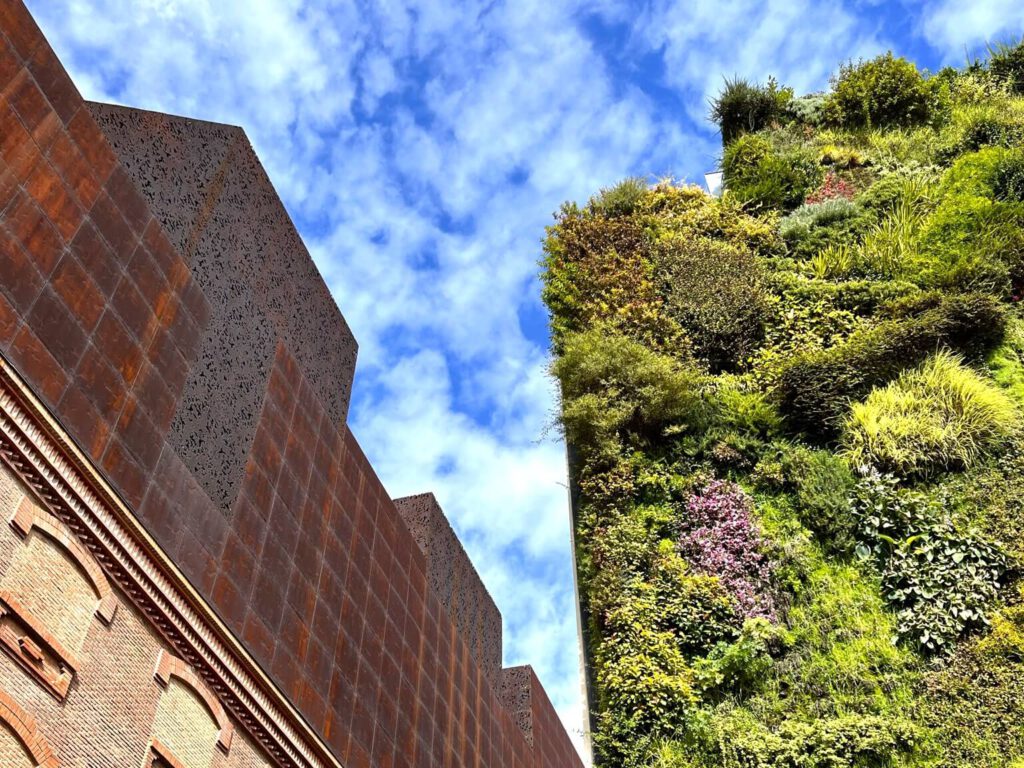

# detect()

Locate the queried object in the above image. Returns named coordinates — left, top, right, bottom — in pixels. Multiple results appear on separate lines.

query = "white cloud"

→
left=921, top=0, right=1024, bottom=57
left=634, top=0, right=890, bottom=125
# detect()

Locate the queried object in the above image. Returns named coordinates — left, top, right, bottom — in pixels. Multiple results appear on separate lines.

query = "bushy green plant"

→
left=679, top=709, right=920, bottom=768
left=844, top=352, right=1019, bottom=476
left=784, top=93, right=827, bottom=127
left=989, top=39, right=1024, bottom=94
left=692, top=618, right=784, bottom=700
left=914, top=147, right=1024, bottom=295
left=722, top=133, right=822, bottom=211
left=824, top=53, right=937, bottom=129
left=851, top=472, right=1008, bottom=654
left=541, top=205, right=685, bottom=349
left=776, top=293, right=1006, bottom=440
left=656, top=235, right=767, bottom=371
left=554, top=327, right=711, bottom=461
left=781, top=447, right=857, bottom=551
left=596, top=544, right=740, bottom=766
left=711, top=77, right=792, bottom=144
left=779, top=199, right=861, bottom=239
left=590, top=176, right=649, bottom=217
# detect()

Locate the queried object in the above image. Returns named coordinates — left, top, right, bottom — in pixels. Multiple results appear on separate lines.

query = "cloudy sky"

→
left=28, top=0, right=1024, bottom=759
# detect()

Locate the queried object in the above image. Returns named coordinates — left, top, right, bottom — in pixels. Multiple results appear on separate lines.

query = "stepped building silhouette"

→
left=0, top=2, right=583, bottom=766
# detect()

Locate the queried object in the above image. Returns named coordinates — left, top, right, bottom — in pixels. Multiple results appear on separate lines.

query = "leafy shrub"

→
left=596, top=545, right=739, bottom=766
left=989, top=39, right=1024, bottom=94
left=692, top=618, right=784, bottom=700
left=722, top=133, right=822, bottom=211
left=993, top=151, right=1024, bottom=202
left=710, top=77, right=792, bottom=144
left=844, top=352, right=1019, bottom=476
left=782, top=447, right=857, bottom=551
left=590, top=176, right=649, bottom=217
left=925, top=635, right=1024, bottom=767
left=554, top=328, right=711, bottom=462
left=541, top=207, right=684, bottom=348
left=678, top=481, right=778, bottom=619
left=779, top=199, right=860, bottom=239
left=914, top=147, right=1024, bottom=295
left=852, top=472, right=1008, bottom=654
left=824, top=53, right=936, bottom=129
left=656, top=236, right=767, bottom=371
left=776, top=293, right=1006, bottom=440
left=784, top=93, right=827, bottom=127
left=680, top=709, right=920, bottom=768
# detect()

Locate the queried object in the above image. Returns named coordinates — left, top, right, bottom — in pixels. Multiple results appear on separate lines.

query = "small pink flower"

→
left=678, top=481, right=777, bottom=621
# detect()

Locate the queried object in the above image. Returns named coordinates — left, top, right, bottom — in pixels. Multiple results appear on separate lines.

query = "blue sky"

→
left=29, top=0, right=1024, bottom=760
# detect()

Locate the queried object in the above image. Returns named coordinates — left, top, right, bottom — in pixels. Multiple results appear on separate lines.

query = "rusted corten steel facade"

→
left=0, top=2, right=583, bottom=766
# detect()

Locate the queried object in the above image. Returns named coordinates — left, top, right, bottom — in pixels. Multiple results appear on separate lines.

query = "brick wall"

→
left=0, top=2, right=583, bottom=766
left=0, top=462, right=274, bottom=767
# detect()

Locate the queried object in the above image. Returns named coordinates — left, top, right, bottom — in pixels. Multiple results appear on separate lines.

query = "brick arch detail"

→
left=153, top=650, right=234, bottom=753
left=8, top=498, right=118, bottom=625
left=0, top=687, right=59, bottom=767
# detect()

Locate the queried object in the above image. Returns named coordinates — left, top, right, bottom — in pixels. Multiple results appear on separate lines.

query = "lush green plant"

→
left=656, top=235, right=767, bottom=371
left=914, top=147, right=1024, bottom=295
left=782, top=447, right=858, bottom=552
left=543, top=44, right=1024, bottom=768
left=779, top=199, right=861, bottom=240
left=989, top=39, right=1024, bottom=95
left=775, top=294, right=1006, bottom=440
left=722, top=133, right=822, bottom=211
left=824, top=53, right=938, bottom=129
left=590, top=176, right=649, bottom=217
left=844, top=352, right=1020, bottom=476
left=711, top=77, right=793, bottom=144
left=784, top=93, right=827, bottom=127
left=851, top=472, right=1008, bottom=654
left=678, top=709, right=920, bottom=768
left=692, top=618, right=784, bottom=700
left=554, top=327, right=711, bottom=462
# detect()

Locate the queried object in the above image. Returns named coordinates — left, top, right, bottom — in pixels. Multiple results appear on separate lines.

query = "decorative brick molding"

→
left=10, top=498, right=118, bottom=625
left=0, top=589, right=77, bottom=700
left=143, top=738, right=187, bottom=768
left=0, top=687, right=59, bottom=767
left=153, top=650, right=233, bottom=753
left=0, top=357, right=341, bottom=768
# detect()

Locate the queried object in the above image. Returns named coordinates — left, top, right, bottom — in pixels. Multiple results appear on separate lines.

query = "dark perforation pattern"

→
left=87, top=103, right=358, bottom=517
left=499, top=666, right=535, bottom=745
left=87, top=104, right=235, bottom=258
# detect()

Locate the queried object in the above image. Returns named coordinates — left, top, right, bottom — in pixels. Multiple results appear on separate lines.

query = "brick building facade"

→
left=0, top=2, right=584, bottom=766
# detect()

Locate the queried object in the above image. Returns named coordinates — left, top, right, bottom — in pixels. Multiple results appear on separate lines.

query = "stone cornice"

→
left=0, top=355, right=343, bottom=768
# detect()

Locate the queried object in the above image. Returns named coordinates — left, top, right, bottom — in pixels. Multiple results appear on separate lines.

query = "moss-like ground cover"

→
left=542, top=44, right=1024, bottom=767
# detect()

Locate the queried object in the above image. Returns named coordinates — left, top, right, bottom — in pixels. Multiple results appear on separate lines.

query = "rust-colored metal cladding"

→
left=0, top=2, right=583, bottom=766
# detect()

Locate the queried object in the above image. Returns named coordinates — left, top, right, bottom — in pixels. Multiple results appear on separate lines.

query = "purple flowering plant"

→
left=678, top=480, right=777, bottom=621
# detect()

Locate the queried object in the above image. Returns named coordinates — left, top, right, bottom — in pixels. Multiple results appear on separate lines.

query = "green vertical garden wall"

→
left=543, top=44, right=1024, bottom=767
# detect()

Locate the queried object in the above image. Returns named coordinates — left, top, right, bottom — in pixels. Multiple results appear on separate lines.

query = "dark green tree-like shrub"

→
left=824, top=53, right=936, bottom=129
left=775, top=293, right=1006, bottom=440
left=656, top=236, right=767, bottom=371
left=710, top=77, right=792, bottom=144
left=781, top=447, right=858, bottom=552
left=722, top=133, right=822, bottom=211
